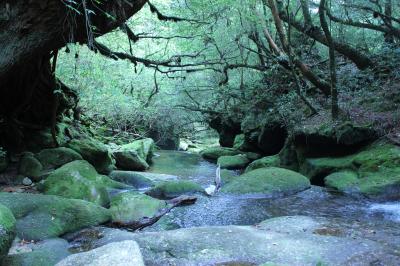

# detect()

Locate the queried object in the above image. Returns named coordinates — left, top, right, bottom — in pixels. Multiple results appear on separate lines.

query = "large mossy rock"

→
left=217, top=154, right=249, bottom=170
left=120, top=138, right=155, bottom=163
left=110, top=192, right=166, bottom=224
left=18, top=152, right=43, bottom=179
left=0, top=148, right=8, bottom=173
left=42, top=160, right=128, bottom=206
left=0, top=193, right=111, bottom=241
left=113, top=150, right=149, bottom=171
left=302, top=142, right=400, bottom=199
left=109, top=171, right=154, bottom=189
left=146, top=180, right=203, bottom=199
left=200, top=147, right=241, bottom=161
left=36, top=147, right=83, bottom=169
left=56, top=240, right=144, bottom=266
left=0, top=204, right=16, bottom=257
left=67, top=139, right=114, bottom=174
left=245, top=155, right=281, bottom=173
left=221, top=167, right=310, bottom=196
left=25, top=124, right=70, bottom=152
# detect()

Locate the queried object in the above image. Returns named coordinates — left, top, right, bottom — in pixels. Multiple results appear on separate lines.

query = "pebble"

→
left=22, top=177, right=33, bottom=186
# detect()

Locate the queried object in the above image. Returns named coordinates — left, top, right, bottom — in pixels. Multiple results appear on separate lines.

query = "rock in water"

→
left=146, top=180, right=203, bottom=199
left=113, top=150, right=149, bottom=171
left=55, top=240, right=144, bottom=266
left=109, top=192, right=166, bottom=224
left=22, top=177, right=33, bottom=186
left=217, top=154, right=250, bottom=170
left=222, top=167, right=310, bottom=196
left=204, top=185, right=217, bottom=196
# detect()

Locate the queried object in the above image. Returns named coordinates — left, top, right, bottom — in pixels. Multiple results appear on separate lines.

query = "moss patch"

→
left=36, top=147, right=82, bottom=169
left=0, top=204, right=16, bottom=257
left=200, top=147, right=241, bottom=161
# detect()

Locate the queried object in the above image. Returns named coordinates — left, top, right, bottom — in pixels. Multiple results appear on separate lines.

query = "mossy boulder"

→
left=42, top=160, right=128, bottom=206
left=120, top=138, right=155, bottom=163
left=245, top=155, right=281, bottom=173
left=221, top=167, right=310, bottom=196
left=217, top=154, right=250, bottom=170
left=325, top=171, right=360, bottom=193
left=0, top=148, right=7, bottom=173
left=200, top=147, right=241, bottom=161
left=36, top=147, right=82, bottom=169
left=110, top=192, right=166, bottom=224
left=109, top=171, right=154, bottom=189
left=113, top=150, right=149, bottom=171
left=0, top=204, right=16, bottom=257
left=233, top=134, right=257, bottom=151
left=220, top=169, right=239, bottom=185
left=302, top=142, right=400, bottom=199
left=0, top=193, right=110, bottom=241
left=18, top=152, right=43, bottom=178
left=146, top=180, right=203, bottom=199
left=25, top=124, right=69, bottom=152
left=67, top=138, right=114, bottom=174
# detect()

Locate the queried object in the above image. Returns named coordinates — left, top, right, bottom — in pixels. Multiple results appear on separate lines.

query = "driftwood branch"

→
left=109, top=195, right=197, bottom=231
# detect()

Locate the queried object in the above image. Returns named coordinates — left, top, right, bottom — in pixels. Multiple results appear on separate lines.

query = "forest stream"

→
left=57, top=150, right=400, bottom=266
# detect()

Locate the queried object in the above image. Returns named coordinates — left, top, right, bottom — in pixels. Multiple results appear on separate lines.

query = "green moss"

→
left=200, top=147, right=241, bottom=161
left=220, top=169, right=239, bottom=184
left=146, top=180, right=203, bottom=199
left=42, top=160, right=127, bottom=206
left=221, top=167, right=310, bottom=196
left=18, top=153, right=43, bottom=178
left=113, top=150, right=149, bottom=171
left=306, top=142, right=400, bottom=199
left=0, top=204, right=16, bottom=257
left=35, top=147, right=82, bottom=169
left=217, top=154, right=250, bottom=170
left=325, top=171, right=360, bottom=193
left=67, top=138, right=114, bottom=174
left=121, top=138, right=155, bottom=163
left=0, top=193, right=110, bottom=241
left=245, top=155, right=280, bottom=173
left=110, top=192, right=166, bottom=223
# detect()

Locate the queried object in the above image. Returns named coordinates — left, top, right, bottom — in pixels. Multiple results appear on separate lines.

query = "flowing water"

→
left=146, top=150, right=400, bottom=255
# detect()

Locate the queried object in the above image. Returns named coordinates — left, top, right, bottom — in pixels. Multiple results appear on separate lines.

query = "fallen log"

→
left=109, top=195, right=197, bottom=231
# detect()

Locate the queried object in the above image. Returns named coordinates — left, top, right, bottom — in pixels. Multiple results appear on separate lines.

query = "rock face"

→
left=217, top=154, right=250, bottom=170
left=113, top=150, right=149, bottom=171
left=42, top=160, right=128, bottom=206
left=146, top=180, right=203, bottom=199
left=245, top=155, right=280, bottom=173
left=222, top=167, right=310, bottom=196
left=120, top=138, right=155, bottom=163
left=18, top=152, right=43, bottom=179
left=67, top=138, right=115, bottom=174
left=109, top=171, right=154, bottom=189
left=55, top=240, right=144, bottom=266
left=110, top=192, right=166, bottom=223
left=0, top=204, right=16, bottom=257
left=301, top=142, right=400, bottom=199
left=200, top=147, right=241, bottom=161
left=0, top=148, right=8, bottom=173
left=35, top=147, right=83, bottom=169
left=86, top=216, right=391, bottom=266
left=0, top=193, right=110, bottom=241
left=257, top=122, right=287, bottom=155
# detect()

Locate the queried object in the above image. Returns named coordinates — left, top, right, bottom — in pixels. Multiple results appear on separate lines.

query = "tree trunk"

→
left=0, top=0, right=147, bottom=148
